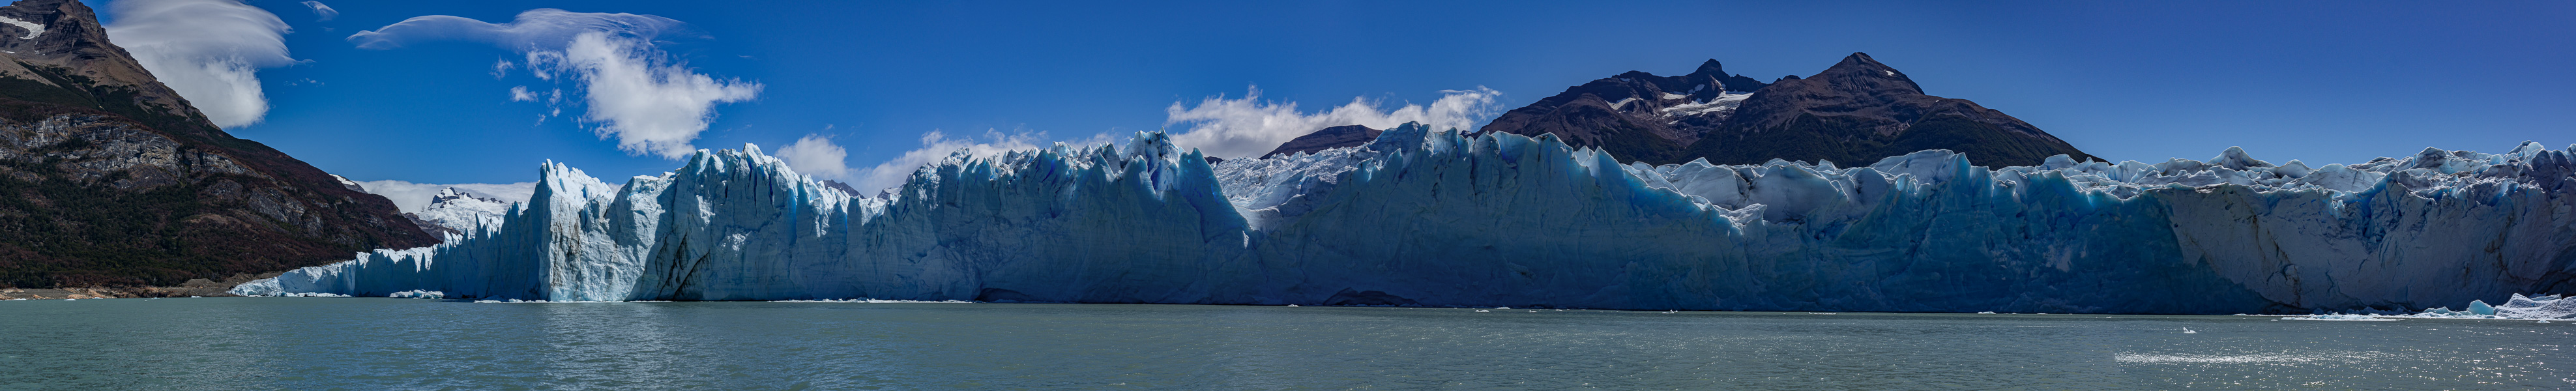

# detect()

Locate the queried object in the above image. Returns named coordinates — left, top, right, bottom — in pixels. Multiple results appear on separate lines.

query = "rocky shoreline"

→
left=0, top=272, right=277, bottom=300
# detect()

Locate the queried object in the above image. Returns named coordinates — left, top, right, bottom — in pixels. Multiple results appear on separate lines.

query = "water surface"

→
left=2, top=298, right=2566, bottom=390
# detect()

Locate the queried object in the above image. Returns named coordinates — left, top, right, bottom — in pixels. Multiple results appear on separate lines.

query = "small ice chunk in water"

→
left=387, top=290, right=446, bottom=299
left=2182, top=327, right=2197, bottom=334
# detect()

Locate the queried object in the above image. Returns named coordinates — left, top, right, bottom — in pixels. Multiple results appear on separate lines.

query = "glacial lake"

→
left=2, top=298, right=2567, bottom=390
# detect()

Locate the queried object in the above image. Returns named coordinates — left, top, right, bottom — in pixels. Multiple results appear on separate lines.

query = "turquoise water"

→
left=1, top=298, right=2568, bottom=390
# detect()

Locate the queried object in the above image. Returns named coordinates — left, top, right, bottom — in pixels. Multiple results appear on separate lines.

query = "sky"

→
left=85, top=0, right=2576, bottom=209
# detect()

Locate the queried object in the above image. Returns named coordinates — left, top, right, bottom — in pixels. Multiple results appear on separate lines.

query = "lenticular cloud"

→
left=103, top=0, right=295, bottom=128
left=348, top=8, right=689, bottom=51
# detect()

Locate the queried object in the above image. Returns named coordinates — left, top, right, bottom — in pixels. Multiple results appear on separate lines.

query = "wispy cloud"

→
left=351, top=180, right=537, bottom=213
left=102, top=0, right=295, bottom=129
left=1164, top=87, right=1503, bottom=158
left=350, top=9, right=759, bottom=159
left=300, top=1, right=339, bottom=22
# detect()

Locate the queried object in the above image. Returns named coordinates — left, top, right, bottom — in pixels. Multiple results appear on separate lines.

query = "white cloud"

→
left=300, top=1, right=339, bottom=22
left=102, top=0, right=295, bottom=129
left=351, top=10, right=758, bottom=159
left=544, top=33, right=761, bottom=158
left=508, top=86, right=537, bottom=102
left=774, top=133, right=851, bottom=183
left=1164, top=87, right=1503, bottom=158
left=352, top=180, right=538, bottom=213
left=490, top=59, right=516, bottom=78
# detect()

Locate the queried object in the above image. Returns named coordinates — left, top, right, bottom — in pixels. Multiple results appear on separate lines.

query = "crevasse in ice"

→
left=233, top=124, right=2576, bottom=314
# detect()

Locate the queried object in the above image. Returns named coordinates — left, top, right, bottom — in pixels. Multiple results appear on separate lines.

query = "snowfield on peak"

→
left=237, top=124, right=2575, bottom=315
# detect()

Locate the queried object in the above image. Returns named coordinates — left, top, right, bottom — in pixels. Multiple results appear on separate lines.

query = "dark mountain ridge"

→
left=1264, top=124, right=1384, bottom=158
left=0, top=0, right=434, bottom=288
left=1472, top=59, right=1768, bottom=164
left=1477, top=53, right=2094, bottom=167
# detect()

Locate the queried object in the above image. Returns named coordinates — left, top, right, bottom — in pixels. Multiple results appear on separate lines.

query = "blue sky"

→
left=89, top=0, right=2575, bottom=204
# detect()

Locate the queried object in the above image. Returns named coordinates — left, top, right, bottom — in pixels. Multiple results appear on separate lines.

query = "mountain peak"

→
left=1837, top=52, right=1881, bottom=67
left=1699, top=53, right=2091, bottom=166
left=1813, top=51, right=1920, bottom=94
left=1695, top=59, right=1727, bottom=75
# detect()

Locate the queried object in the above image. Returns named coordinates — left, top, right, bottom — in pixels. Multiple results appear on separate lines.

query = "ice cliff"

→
left=235, top=124, right=2576, bottom=314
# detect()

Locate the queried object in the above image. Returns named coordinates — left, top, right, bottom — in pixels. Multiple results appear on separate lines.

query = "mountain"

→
left=0, top=0, right=435, bottom=288
left=1263, top=124, right=1382, bottom=158
left=235, top=132, right=2575, bottom=315
left=403, top=188, right=510, bottom=239
left=1478, top=53, right=2094, bottom=167
left=817, top=179, right=860, bottom=195
left=1473, top=59, right=1765, bottom=164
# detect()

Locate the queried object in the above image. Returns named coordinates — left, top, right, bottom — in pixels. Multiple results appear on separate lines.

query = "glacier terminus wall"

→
left=236, top=124, right=2576, bottom=314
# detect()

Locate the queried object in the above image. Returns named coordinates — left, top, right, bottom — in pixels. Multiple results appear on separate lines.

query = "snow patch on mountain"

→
left=1660, top=92, right=1751, bottom=119
left=0, top=17, right=44, bottom=39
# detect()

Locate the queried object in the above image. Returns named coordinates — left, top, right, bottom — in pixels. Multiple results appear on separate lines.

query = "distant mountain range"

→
left=0, top=0, right=432, bottom=289
left=1271, top=53, right=2094, bottom=167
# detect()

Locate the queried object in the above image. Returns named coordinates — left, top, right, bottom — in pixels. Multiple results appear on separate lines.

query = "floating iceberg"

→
left=2405, top=294, right=2576, bottom=319
left=386, top=290, right=446, bottom=299
left=235, top=124, right=2576, bottom=314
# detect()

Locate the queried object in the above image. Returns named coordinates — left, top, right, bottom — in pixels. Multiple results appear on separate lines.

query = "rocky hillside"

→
left=0, top=0, right=434, bottom=288
left=1478, top=53, right=2094, bottom=167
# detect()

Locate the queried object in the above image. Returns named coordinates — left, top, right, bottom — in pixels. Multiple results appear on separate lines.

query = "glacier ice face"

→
left=235, top=124, right=2576, bottom=314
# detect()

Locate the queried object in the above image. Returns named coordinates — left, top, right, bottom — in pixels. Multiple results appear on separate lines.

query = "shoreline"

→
left=0, top=272, right=277, bottom=300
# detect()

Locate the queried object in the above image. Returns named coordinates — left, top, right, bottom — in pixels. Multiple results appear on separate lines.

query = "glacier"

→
left=234, top=124, right=2576, bottom=314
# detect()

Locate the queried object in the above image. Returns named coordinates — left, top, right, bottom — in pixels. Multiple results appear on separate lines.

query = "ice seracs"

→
left=235, top=124, right=2576, bottom=315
